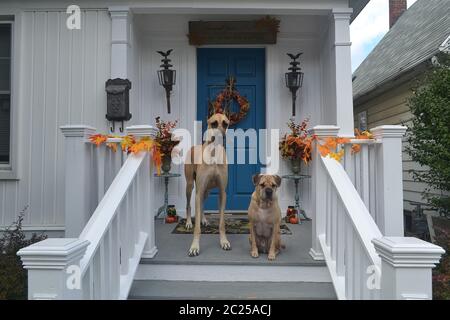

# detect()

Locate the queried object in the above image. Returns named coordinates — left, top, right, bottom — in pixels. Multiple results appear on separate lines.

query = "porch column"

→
left=332, top=9, right=354, bottom=137
left=373, top=237, right=444, bottom=300
left=60, top=125, right=97, bottom=237
left=308, top=125, right=340, bottom=260
left=109, top=6, right=132, bottom=79
left=371, top=125, right=407, bottom=236
left=126, top=125, right=159, bottom=258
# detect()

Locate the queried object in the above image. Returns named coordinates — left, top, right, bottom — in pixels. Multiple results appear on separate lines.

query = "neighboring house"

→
left=353, top=0, right=450, bottom=215
left=0, top=0, right=444, bottom=300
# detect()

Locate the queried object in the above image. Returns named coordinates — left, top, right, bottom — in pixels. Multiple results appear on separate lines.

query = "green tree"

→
left=406, top=54, right=450, bottom=216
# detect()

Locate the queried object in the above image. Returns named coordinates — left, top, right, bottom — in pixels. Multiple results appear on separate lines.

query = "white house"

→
left=0, top=0, right=444, bottom=300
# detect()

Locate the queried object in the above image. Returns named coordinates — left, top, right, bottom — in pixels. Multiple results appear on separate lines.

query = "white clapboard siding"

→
left=0, top=10, right=110, bottom=230
left=354, top=78, right=445, bottom=212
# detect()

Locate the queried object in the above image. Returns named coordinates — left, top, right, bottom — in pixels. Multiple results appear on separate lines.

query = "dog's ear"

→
left=273, top=175, right=282, bottom=187
left=252, top=174, right=261, bottom=186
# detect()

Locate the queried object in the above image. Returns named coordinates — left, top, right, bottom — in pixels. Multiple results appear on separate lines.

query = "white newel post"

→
left=126, top=125, right=158, bottom=258
left=373, top=237, right=445, bottom=300
left=17, top=239, right=89, bottom=300
left=60, top=125, right=97, bottom=237
left=308, top=125, right=340, bottom=260
left=332, top=9, right=354, bottom=137
left=371, top=125, right=407, bottom=236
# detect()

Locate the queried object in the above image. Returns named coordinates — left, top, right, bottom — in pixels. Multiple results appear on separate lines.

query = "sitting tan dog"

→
left=184, top=111, right=231, bottom=256
left=248, top=174, right=284, bottom=260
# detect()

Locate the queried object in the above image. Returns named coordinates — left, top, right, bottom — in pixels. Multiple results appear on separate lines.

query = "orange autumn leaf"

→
left=152, top=145, right=162, bottom=175
left=106, top=143, right=118, bottom=152
left=324, top=137, right=337, bottom=149
left=89, top=134, right=108, bottom=146
left=336, top=137, right=351, bottom=144
left=355, top=129, right=373, bottom=140
left=121, top=135, right=136, bottom=152
left=351, top=144, right=361, bottom=154
left=318, top=144, right=330, bottom=157
left=330, top=149, right=344, bottom=162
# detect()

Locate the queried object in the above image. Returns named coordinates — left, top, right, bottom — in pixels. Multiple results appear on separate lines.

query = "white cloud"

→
left=351, top=0, right=418, bottom=71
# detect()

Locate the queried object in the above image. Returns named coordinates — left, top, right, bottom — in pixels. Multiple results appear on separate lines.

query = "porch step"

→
left=129, top=280, right=337, bottom=300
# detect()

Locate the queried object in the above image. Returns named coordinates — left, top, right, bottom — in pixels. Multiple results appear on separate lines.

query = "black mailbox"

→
left=105, top=78, right=132, bottom=132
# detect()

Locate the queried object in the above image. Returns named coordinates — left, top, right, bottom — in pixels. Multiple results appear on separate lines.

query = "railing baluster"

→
left=331, top=189, right=337, bottom=261
left=343, top=144, right=354, bottom=183
left=93, top=252, right=101, bottom=299
left=133, top=179, right=139, bottom=244
left=94, top=147, right=105, bottom=206
left=355, top=152, right=361, bottom=194
left=360, top=144, right=370, bottom=208
left=336, top=202, right=345, bottom=276
left=368, top=145, right=377, bottom=222
left=99, top=241, right=107, bottom=299
left=345, top=220, right=354, bottom=299
left=361, top=257, right=370, bottom=300
left=326, top=178, right=331, bottom=247
left=111, top=216, right=120, bottom=299
left=119, top=200, right=129, bottom=275
left=353, top=235, right=361, bottom=299
left=127, top=188, right=135, bottom=256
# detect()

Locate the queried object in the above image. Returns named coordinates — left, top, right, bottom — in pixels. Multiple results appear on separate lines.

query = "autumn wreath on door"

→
left=210, top=76, right=250, bottom=125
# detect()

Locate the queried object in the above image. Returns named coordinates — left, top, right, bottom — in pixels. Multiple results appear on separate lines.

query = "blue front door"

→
left=197, top=48, right=266, bottom=211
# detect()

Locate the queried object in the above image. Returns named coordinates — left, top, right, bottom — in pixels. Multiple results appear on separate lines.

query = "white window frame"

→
left=0, top=15, right=19, bottom=180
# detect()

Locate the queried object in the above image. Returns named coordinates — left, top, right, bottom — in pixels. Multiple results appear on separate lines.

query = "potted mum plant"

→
left=154, top=117, right=180, bottom=174
left=279, top=118, right=313, bottom=174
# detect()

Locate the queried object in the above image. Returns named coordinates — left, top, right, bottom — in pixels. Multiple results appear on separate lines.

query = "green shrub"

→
left=406, top=54, right=450, bottom=216
left=0, top=206, right=47, bottom=300
left=432, top=217, right=450, bottom=300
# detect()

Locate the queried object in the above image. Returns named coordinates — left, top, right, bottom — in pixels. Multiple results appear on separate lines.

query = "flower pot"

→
left=290, top=159, right=301, bottom=174
left=162, top=155, right=172, bottom=174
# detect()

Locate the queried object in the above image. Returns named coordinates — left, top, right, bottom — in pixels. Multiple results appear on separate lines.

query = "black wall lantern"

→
left=157, top=49, right=176, bottom=113
left=105, top=78, right=132, bottom=132
left=285, top=53, right=304, bottom=116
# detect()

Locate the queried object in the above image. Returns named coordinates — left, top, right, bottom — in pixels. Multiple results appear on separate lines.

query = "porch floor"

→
left=143, top=216, right=324, bottom=266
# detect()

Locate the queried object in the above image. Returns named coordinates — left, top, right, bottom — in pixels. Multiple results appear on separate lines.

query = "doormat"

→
left=172, top=217, right=292, bottom=235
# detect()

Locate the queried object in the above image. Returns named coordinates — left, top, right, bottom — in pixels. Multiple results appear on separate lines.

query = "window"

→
left=0, top=22, right=11, bottom=165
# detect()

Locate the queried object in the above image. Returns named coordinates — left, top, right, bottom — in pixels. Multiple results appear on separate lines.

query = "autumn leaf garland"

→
left=89, top=134, right=163, bottom=175
left=280, top=119, right=375, bottom=163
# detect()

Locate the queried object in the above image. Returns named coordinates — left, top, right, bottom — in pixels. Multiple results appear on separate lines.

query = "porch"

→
left=148, top=217, right=319, bottom=267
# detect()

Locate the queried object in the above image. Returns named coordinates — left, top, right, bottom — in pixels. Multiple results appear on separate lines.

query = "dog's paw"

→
left=251, top=250, right=259, bottom=258
left=188, top=243, right=200, bottom=257
left=185, top=220, right=193, bottom=230
left=201, top=217, right=209, bottom=226
left=220, top=239, right=232, bottom=251
left=268, top=252, right=276, bottom=260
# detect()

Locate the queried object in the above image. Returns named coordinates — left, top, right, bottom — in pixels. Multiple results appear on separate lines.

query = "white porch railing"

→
left=310, top=125, right=444, bottom=300
left=18, top=125, right=157, bottom=300
left=342, top=126, right=407, bottom=236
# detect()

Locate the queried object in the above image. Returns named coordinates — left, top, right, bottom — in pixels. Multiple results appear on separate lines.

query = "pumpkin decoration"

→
left=165, top=205, right=179, bottom=223
left=289, top=215, right=299, bottom=224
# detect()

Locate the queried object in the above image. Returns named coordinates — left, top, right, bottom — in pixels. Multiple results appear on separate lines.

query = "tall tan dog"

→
left=184, top=112, right=231, bottom=256
left=248, top=174, right=284, bottom=260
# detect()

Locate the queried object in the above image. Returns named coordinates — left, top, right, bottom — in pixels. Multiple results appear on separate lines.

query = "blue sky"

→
left=351, top=0, right=418, bottom=71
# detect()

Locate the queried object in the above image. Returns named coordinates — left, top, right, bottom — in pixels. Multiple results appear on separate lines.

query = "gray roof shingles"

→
left=352, top=0, right=450, bottom=100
